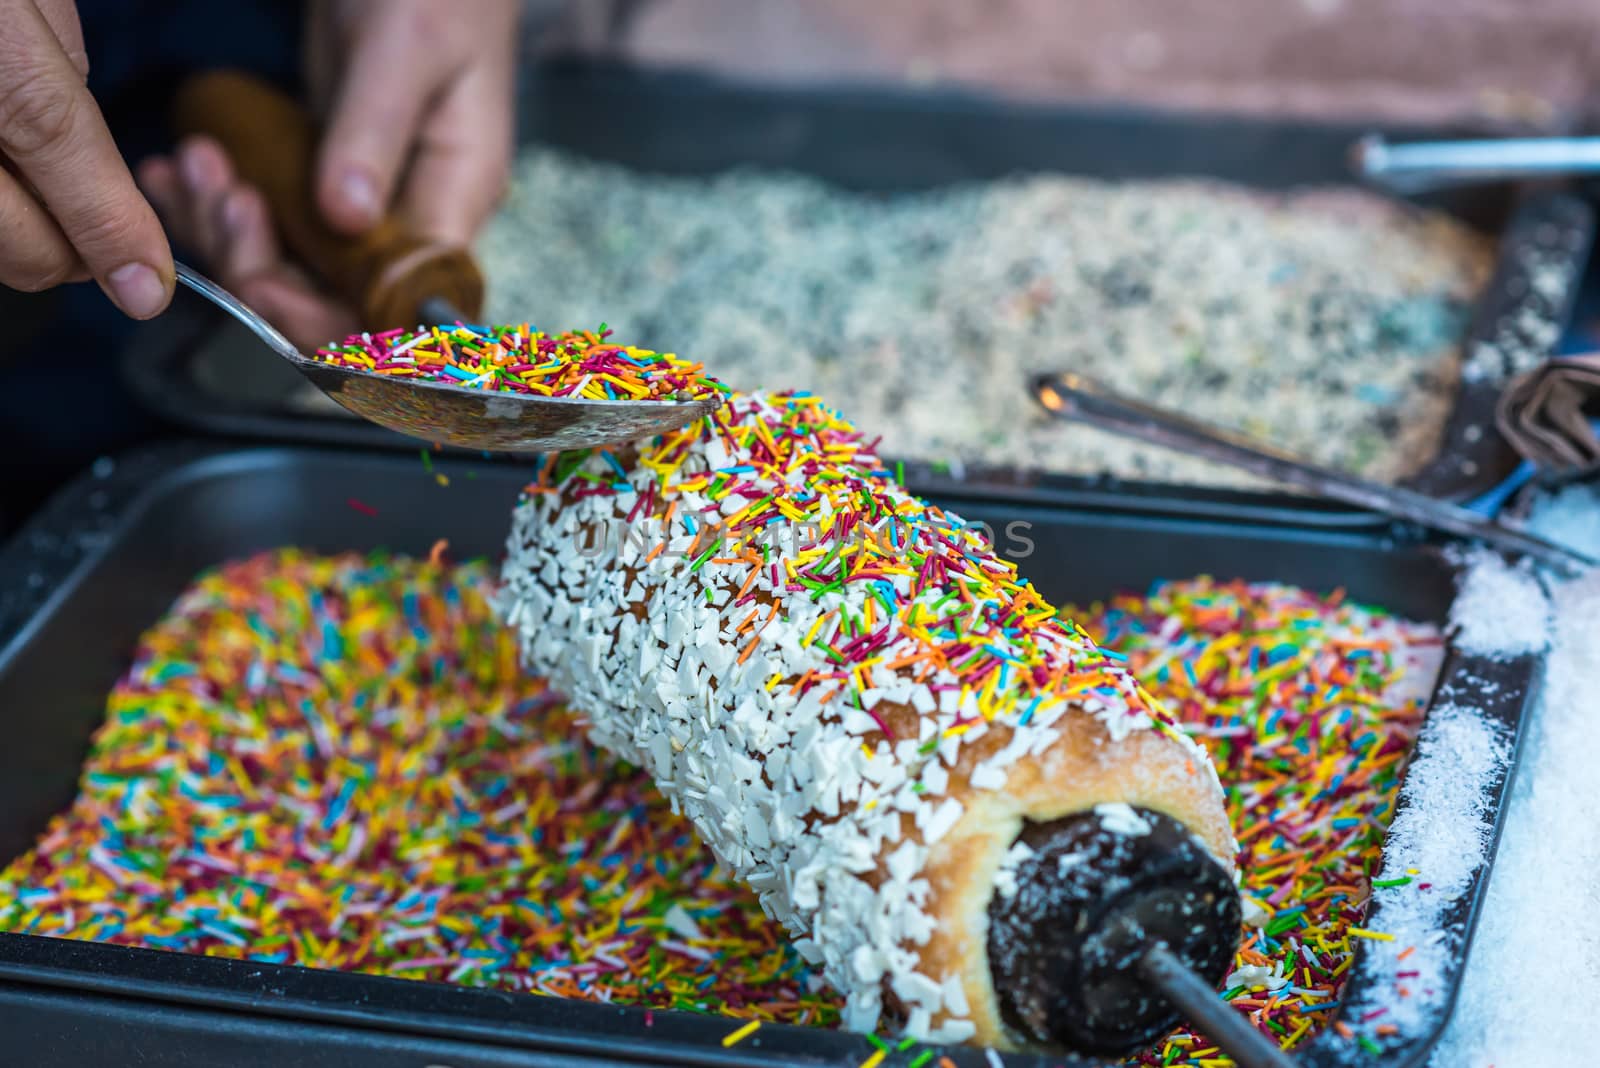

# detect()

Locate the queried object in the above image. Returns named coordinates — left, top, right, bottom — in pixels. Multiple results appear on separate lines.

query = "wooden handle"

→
left=172, top=69, right=485, bottom=330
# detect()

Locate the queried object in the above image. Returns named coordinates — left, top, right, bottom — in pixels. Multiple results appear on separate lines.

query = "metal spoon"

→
left=175, top=262, right=723, bottom=453
left=1353, top=132, right=1600, bottom=193
left=1030, top=371, right=1594, bottom=577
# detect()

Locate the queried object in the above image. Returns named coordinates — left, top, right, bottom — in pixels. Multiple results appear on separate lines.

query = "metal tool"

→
left=1353, top=132, right=1600, bottom=193
left=1140, top=944, right=1298, bottom=1068
left=175, top=262, right=721, bottom=452
left=1031, top=372, right=1594, bottom=576
left=990, top=807, right=1299, bottom=1067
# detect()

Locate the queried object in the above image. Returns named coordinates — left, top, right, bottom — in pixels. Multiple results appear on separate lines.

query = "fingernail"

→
left=223, top=192, right=250, bottom=236
left=338, top=169, right=380, bottom=223
left=179, top=147, right=209, bottom=192
left=107, top=263, right=168, bottom=318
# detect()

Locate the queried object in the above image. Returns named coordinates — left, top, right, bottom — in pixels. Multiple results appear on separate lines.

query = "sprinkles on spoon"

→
left=313, top=324, right=727, bottom=402
left=0, top=557, right=1439, bottom=1064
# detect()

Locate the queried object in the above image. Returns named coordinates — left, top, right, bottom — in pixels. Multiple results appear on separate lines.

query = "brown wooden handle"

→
left=172, top=69, right=484, bottom=330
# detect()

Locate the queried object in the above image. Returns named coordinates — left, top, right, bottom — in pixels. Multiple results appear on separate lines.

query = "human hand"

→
left=0, top=0, right=174, bottom=317
left=138, top=0, right=519, bottom=350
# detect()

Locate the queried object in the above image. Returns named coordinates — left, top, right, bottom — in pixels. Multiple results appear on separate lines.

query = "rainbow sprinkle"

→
left=1077, top=580, right=1441, bottom=1065
left=0, top=551, right=830, bottom=1024
left=313, top=324, right=726, bottom=402
left=0, top=559, right=1437, bottom=1063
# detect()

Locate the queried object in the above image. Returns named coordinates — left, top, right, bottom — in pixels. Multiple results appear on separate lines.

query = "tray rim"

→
left=0, top=441, right=1546, bottom=1068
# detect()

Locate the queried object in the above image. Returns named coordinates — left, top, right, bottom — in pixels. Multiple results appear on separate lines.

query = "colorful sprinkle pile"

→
left=1074, top=580, right=1442, bottom=1065
left=313, top=324, right=726, bottom=402
left=0, top=551, right=829, bottom=1023
left=0, top=557, right=1438, bottom=1064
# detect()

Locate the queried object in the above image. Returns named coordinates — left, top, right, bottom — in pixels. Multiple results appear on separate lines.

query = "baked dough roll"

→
left=500, top=391, right=1238, bottom=1053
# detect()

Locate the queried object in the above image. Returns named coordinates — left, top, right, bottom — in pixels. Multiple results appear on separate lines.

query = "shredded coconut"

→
left=1447, top=550, right=1550, bottom=658
left=1431, top=498, right=1600, bottom=1067
left=992, top=842, right=1035, bottom=903
left=1520, top=482, right=1600, bottom=561
left=1093, top=802, right=1153, bottom=838
left=1346, top=700, right=1509, bottom=1040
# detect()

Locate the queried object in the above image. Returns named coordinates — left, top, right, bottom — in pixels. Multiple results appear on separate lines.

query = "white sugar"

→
left=1521, top=481, right=1600, bottom=561
left=1448, top=551, right=1550, bottom=658
left=1430, top=499, right=1600, bottom=1068
left=1346, top=699, right=1508, bottom=1039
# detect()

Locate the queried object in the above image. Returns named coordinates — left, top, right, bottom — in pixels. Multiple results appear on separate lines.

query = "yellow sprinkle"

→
left=1283, top=1019, right=1313, bottom=1049
left=859, top=1051, right=887, bottom=1068
left=765, top=673, right=783, bottom=692
left=721, top=1021, right=761, bottom=1048
left=598, top=373, right=650, bottom=398
left=861, top=744, right=874, bottom=760
left=1348, top=927, right=1394, bottom=941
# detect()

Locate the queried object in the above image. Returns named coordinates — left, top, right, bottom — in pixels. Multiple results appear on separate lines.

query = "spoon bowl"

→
left=175, top=261, right=724, bottom=453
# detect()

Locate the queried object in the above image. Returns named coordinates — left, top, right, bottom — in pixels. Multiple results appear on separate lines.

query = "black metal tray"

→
left=0, top=444, right=1537, bottom=1067
left=120, top=59, right=1595, bottom=500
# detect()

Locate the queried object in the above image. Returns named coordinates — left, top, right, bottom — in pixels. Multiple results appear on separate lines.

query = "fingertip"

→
left=135, top=155, right=173, bottom=187
left=221, top=186, right=261, bottom=236
left=136, top=157, right=178, bottom=214
left=177, top=136, right=232, bottom=194
left=105, top=261, right=174, bottom=320
left=317, top=163, right=383, bottom=234
left=219, top=185, right=278, bottom=278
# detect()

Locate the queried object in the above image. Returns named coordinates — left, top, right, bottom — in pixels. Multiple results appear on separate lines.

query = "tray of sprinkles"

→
left=0, top=324, right=1542, bottom=1068
left=125, top=58, right=1595, bottom=501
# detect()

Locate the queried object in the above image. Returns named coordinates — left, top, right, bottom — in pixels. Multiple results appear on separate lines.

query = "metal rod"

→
left=1139, top=943, right=1299, bottom=1068
left=1031, top=372, right=1593, bottom=577
left=1353, top=133, right=1600, bottom=192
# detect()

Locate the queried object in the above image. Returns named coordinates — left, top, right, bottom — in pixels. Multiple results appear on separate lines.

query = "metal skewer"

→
left=1031, top=372, right=1593, bottom=577
left=1353, top=132, right=1600, bottom=193
left=1140, top=944, right=1298, bottom=1068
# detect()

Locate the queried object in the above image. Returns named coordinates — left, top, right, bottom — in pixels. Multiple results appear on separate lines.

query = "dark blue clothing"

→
left=0, top=2, right=304, bottom=526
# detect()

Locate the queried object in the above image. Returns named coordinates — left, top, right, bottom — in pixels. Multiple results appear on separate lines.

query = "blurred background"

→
left=6, top=0, right=1600, bottom=533
left=535, top=0, right=1600, bottom=124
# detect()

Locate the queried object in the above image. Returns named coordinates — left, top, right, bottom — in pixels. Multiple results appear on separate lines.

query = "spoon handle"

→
left=172, top=70, right=482, bottom=330
left=174, top=262, right=304, bottom=363
left=1031, top=372, right=1593, bottom=576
